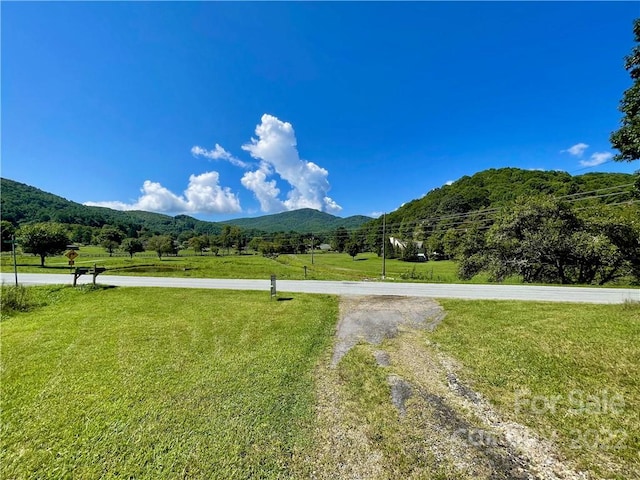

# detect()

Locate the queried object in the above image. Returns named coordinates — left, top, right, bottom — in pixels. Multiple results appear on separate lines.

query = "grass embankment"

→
left=1, top=285, right=337, bottom=479
left=429, top=300, right=640, bottom=479
left=1, top=247, right=501, bottom=283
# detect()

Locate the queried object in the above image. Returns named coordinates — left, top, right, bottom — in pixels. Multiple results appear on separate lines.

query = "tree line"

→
left=1, top=190, right=639, bottom=285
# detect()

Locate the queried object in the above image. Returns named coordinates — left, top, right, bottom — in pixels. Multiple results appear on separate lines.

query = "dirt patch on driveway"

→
left=332, top=295, right=445, bottom=366
left=307, top=295, right=589, bottom=480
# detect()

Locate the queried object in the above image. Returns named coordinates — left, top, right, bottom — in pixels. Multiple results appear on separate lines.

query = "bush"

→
left=1, top=285, right=36, bottom=316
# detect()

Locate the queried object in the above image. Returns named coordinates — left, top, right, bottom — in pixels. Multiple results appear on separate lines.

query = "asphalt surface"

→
left=2, top=272, right=638, bottom=304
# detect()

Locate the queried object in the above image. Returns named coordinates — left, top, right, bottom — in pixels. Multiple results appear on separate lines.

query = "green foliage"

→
left=0, top=178, right=223, bottom=236
left=17, top=222, right=70, bottom=266
left=0, top=285, right=36, bottom=316
left=220, top=208, right=371, bottom=234
left=121, top=238, right=144, bottom=258
left=1, top=220, right=15, bottom=252
left=188, top=234, right=209, bottom=254
left=366, top=169, right=636, bottom=237
left=400, top=239, right=419, bottom=262
left=610, top=18, right=640, bottom=162
left=97, top=225, right=124, bottom=256
left=146, top=235, right=175, bottom=259
left=332, top=226, right=349, bottom=253
left=442, top=228, right=461, bottom=259
left=220, top=225, right=235, bottom=254
left=459, top=196, right=640, bottom=284
left=345, top=240, right=360, bottom=260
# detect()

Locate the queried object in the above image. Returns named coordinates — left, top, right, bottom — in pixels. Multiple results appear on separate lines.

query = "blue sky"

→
left=2, top=2, right=638, bottom=221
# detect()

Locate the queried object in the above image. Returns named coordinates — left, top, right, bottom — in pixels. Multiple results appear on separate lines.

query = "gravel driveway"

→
left=309, top=295, right=590, bottom=480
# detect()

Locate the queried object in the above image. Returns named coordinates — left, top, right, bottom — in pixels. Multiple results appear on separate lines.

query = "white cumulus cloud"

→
left=240, top=164, right=285, bottom=212
left=241, top=114, right=341, bottom=213
left=191, top=144, right=248, bottom=168
left=580, top=152, right=613, bottom=167
left=85, top=172, right=241, bottom=214
left=563, top=143, right=589, bottom=157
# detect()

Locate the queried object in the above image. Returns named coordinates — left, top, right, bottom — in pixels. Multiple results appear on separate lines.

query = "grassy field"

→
left=428, top=300, right=640, bottom=479
left=1, top=285, right=337, bottom=479
left=0, top=247, right=505, bottom=284
left=2, top=285, right=638, bottom=478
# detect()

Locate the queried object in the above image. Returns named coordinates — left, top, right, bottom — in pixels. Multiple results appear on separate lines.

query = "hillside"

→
left=221, top=209, right=372, bottom=233
left=371, top=168, right=638, bottom=230
left=0, top=178, right=372, bottom=235
left=0, top=178, right=222, bottom=236
left=2, top=170, right=636, bottom=240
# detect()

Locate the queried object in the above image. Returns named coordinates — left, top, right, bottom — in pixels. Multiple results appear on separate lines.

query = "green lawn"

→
left=1, top=248, right=503, bottom=283
left=3, top=286, right=638, bottom=478
left=429, top=299, right=640, bottom=479
left=1, top=286, right=337, bottom=479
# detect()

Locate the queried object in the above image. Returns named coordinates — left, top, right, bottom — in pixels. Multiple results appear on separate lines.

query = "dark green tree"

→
left=383, top=238, right=397, bottom=259
left=442, top=228, right=462, bottom=259
left=18, top=222, right=70, bottom=266
left=121, top=238, right=144, bottom=258
left=400, top=240, right=419, bottom=262
left=68, top=224, right=95, bottom=245
left=98, top=225, right=124, bottom=256
left=220, top=225, right=233, bottom=255
left=146, top=235, right=175, bottom=259
left=1, top=220, right=16, bottom=252
left=485, top=196, right=580, bottom=283
left=248, top=236, right=263, bottom=253
left=611, top=18, right=640, bottom=162
left=188, top=235, right=209, bottom=255
left=345, top=241, right=360, bottom=260
left=230, top=226, right=246, bottom=254
left=457, top=196, right=639, bottom=285
left=458, top=224, right=488, bottom=280
left=332, top=226, right=349, bottom=253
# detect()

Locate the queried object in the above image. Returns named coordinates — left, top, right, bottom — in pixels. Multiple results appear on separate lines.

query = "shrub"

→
left=1, top=284, right=36, bottom=316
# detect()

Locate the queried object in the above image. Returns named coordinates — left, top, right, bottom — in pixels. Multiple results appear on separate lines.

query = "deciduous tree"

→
left=121, top=238, right=144, bottom=258
left=611, top=18, right=640, bottom=162
left=1, top=220, right=16, bottom=252
left=345, top=241, right=360, bottom=260
left=146, top=235, right=175, bottom=259
left=98, top=225, right=124, bottom=256
left=332, top=226, right=349, bottom=253
left=18, top=222, right=70, bottom=267
left=189, top=235, right=209, bottom=255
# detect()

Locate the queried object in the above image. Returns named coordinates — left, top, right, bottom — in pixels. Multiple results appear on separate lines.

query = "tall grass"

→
left=1, top=284, right=38, bottom=316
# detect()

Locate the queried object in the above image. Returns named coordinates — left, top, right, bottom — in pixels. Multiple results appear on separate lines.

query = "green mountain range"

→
left=2, top=169, right=637, bottom=239
left=220, top=209, right=373, bottom=234
left=0, top=178, right=372, bottom=235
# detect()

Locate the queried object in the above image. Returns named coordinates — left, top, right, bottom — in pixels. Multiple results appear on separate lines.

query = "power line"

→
left=212, top=181, right=638, bottom=243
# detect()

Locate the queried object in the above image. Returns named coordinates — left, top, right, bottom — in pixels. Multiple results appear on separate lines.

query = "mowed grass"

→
left=429, top=300, right=640, bottom=479
left=2, top=248, right=498, bottom=283
left=1, top=286, right=338, bottom=479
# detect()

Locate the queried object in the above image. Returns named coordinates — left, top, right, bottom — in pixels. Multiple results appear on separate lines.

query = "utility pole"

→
left=381, top=213, right=386, bottom=280
left=311, top=233, right=315, bottom=265
left=11, top=234, right=18, bottom=286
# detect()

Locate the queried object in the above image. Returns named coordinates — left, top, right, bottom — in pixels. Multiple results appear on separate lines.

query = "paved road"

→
left=3, top=272, right=638, bottom=304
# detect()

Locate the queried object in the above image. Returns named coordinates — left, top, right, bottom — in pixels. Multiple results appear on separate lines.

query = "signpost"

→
left=270, top=275, right=277, bottom=299
left=11, top=235, right=18, bottom=286
left=65, top=250, right=78, bottom=267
